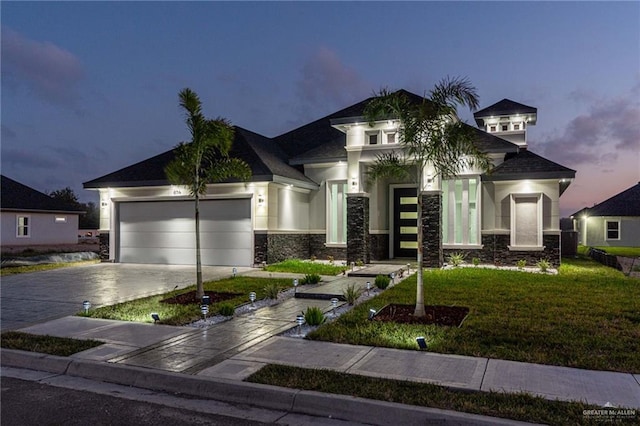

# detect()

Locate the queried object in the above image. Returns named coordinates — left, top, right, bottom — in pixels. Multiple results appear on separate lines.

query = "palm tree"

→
left=165, top=88, right=252, bottom=299
left=364, top=76, right=490, bottom=317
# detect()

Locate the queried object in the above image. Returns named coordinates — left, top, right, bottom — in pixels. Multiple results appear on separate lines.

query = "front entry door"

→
left=393, top=187, right=418, bottom=258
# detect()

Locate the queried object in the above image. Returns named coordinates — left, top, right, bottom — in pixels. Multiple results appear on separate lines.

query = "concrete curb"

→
left=1, top=349, right=540, bottom=426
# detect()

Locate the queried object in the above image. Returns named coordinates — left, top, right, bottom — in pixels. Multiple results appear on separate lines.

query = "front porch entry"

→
left=392, top=187, right=418, bottom=258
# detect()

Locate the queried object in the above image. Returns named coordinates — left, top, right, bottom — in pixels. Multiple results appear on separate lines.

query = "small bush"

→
left=355, top=259, right=364, bottom=267
left=264, top=283, right=280, bottom=300
left=448, top=252, right=465, bottom=267
left=517, top=259, right=527, bottom=270
left=343, top=283, right=361, bottom=305
left=537, top=259, right=550, bottom=273
left=303, top=307, right=326, bottom=326
left=310, top=255, right=317, bottom=262
left=472, top=257, right=480, bottom=267
left=374, top=274, right=391, bottom=290
left=327, top=255, right=334, bottom=265
left=301, top=273, right=321, bottom=285
left=218, top=303, right=235, bottom=317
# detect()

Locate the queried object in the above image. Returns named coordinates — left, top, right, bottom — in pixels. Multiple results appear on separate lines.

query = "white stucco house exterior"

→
left=572, top=182, right=640, bottom=248
left=1, top=175, right=83, bottom=247
left=84, top=92, right=575, bottom=267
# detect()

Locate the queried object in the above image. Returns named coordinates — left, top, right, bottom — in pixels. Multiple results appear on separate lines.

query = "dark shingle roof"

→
left=465, top=125, right=519, bottom=153
left=474, top=99, right=537, bottom=127
left=1, top=175, right=83, bottom=213
left=575, top=182, right=640, bottom=217
left=482, top=150, right=576, bottom=181
left=83, top=126, right=316, bottom=189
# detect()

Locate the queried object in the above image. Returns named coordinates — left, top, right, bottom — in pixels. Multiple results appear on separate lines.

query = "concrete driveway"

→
left=1, top=263, right=251, bottom=332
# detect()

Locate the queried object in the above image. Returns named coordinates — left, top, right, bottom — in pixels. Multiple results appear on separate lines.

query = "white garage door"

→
left=118, top=199, right=252, bottom=266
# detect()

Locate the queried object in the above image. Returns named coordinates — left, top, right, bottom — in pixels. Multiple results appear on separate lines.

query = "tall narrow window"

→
left=442, top=178, right=479, bottom=246
left=327, top=181, right=347, bottom=244
left=17, top=215, right=30, bottom=237
left=606, top=221, right=620, bottom=240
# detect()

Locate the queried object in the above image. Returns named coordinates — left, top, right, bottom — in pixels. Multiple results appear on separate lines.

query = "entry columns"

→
left=347, top=193, right=370, bottom=264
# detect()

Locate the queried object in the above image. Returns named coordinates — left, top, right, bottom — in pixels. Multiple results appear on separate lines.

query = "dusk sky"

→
left=2, top=1, right=638, bottom=217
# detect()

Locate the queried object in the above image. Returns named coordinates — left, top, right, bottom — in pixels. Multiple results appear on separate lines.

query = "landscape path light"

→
left=202, top=295, right=211, bottom=305
left=368, top=308, right=377, bottom=320
left=249, top=291, right=256, bottom=307
left=82, top=300, right=91, bottom=314
left=296, top=314, right=305, bottom=335
left=331, top=297, right=339, bottom=316
left=232, top=267, right=237, bottom=278
left=293, top=278, right=299, bottom=294
left=200, top=305, right=209, bottom=319
left=366, top=281, right=371, bottom=295
left=151, top=313, right=160, bottom=323
left=407, top=263, right=411, bottom=274
left=416, top=336, right=428, bottom=350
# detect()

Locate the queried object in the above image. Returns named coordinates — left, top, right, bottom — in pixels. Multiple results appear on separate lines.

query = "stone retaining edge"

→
left=1, top=349, right=540, bottom=426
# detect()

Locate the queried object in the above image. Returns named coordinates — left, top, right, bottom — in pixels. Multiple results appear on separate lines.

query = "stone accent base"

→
left=442, top=234, right=561, bottom=267
left=309, top=234, right=347, bottom=261
left=98, top=233, right=110, bottom=261
left=347, top=195, right=370, bottom=264
left=422, top=192, right=443, bottom=268
left=369, top=234, right=389, bottom=261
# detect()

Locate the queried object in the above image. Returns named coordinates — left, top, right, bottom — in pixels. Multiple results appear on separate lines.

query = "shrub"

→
left=301, top=273, right=321, bottom=285
left=303, top=307, right=326, bottom=326
left=263, top=283, right=280, bottom=300
left=472, top=257, right=480, bottom=267
left=355, top=260, right=364, bottom=267
left=343, top=283, right=361, bottom=305
left=310, top=255, right=317, bottom=262
left=517, top=259, right=527, bottom=270
left=327, top=255, right=334, bottom=265
left=218, top=303, right=235, bottom=317
left=448, top=252, right=465, bottom=267
left=374, top=274, right=391, bottom=290
left=537, top=259, right=550, bottom=273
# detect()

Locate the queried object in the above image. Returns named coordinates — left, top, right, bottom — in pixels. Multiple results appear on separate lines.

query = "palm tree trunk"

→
left=195, top=193, right=203, bottom=300
left=414, top=183, right=426, bottom=317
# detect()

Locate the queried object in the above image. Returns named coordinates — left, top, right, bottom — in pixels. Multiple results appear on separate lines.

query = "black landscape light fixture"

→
left=416, top=336, right=428, bottom=350
left=366, top=281, right=371, bottom=295
left=249, top=291, right=256, bottom=307
left=296, top=314, right=305, bottom=335
left=202, top=295, right=211, bottom=305
left=368, top=308, right=377, bottom=320
left=389, top=272, right=396, bottom=284
left=151, top=313, right=160, bottom=323
left=407, top=263, right=411, bottom=274
left=82, top=301, right=91, bottom=314
left=232, top=267, right=237, bottom=278
left=293, top=278, right=299, bottom=293
left=200, top=305, right=209, bottom=319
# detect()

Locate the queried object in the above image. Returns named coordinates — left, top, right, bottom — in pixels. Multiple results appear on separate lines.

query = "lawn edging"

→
left=0, top=348, right=534, bottom=426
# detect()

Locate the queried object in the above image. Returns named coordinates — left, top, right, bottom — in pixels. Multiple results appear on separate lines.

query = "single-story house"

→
left=84, top=92, right=575, bottom=267
left=571, top=182, right=640, bottom=248
left=1, top=175, right=84, bottom=246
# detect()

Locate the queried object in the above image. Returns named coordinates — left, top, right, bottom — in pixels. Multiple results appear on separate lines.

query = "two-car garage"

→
left=116, top=198, right=253, bottom=267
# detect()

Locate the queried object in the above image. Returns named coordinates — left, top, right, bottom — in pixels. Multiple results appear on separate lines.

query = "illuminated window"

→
left=501, top=124, right=509, bottom=131
left=55, top=216, right=67, bottom=223
left=442, top=178, right=479, bottom=246
left=327, top=181, right=347, bottom=244
left=17, top=215, right=30, bottom=237
left=606, top=221, right=620, bottom=240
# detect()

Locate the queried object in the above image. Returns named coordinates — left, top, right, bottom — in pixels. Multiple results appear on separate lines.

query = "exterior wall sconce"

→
left=257, top=194, right=265, bottom=207
left=351, top=177, right=358, bottom=189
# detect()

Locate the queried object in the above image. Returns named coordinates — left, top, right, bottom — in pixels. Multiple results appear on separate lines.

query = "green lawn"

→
left=82, top=276, right=293, bottom=325
left=0, top=331, right=103, bottom=356
left=264, top=259, right=346, bottom=275
left=0, top=260, right=100, bottom=276
left=307, top=257, right=640, bottom=373
left=592, top=246, right=640, bottom=258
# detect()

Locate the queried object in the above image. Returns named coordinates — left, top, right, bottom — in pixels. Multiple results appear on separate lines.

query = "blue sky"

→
left=2, top=1, right=639, bottom=216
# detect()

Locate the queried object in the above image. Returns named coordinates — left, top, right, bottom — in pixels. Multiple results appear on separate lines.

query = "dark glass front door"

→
left=393, top=187, right=418, bottom=258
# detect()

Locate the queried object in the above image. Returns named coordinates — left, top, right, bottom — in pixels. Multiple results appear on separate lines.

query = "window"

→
left=385, top=131, right=396, bottom=144
left=513, top=123, right=520, bottom=130
left=327, top=181, right=347, bottom=244
left=510, top=193, right=543, bottom=249
left=442, top=178, right=479, bottom=246
left=17, top=215, right=30, bottom=237
left=489, top=125, right=496, bottom=132
left=501, top=124, right=509, bottom=131
left=55, top=216, right=67, bottom=223
left=366, top=131, right=379, bottom=145
left=606, top=221, right=620, bottom=240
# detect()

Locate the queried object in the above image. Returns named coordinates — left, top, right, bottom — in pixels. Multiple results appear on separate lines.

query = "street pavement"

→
left=2, top=263, right=639, bottom=425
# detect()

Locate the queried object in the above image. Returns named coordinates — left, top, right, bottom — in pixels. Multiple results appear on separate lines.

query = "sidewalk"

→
left=4, top=264, right=640, bottom=412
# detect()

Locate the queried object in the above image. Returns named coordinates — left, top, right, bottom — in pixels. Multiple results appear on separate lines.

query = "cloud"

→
left=535, top=87, right=640, bottom=169
left=1, top=27, right=85, bottom=110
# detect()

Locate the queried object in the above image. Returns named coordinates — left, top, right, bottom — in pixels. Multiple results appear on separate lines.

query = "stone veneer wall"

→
left=309, top=234, right=347, bottom=260
left=254, top=232, right=348, bottom=265
left=347, top=195, right=370, bottom=264
left=98, top=233, right=110, bottom=261
left=442, top=234, right=561, bottom=267
left=369, top=234, right=389, bottom=261
left=422, top=192, right=443, bottom=268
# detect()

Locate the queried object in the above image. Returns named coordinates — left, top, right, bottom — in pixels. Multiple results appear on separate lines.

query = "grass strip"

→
left=247, top=364, right=621, bottom=426
left=264, top=259, right=346, bottom=275
left=0, top=260, right=100, bottom=276
left=82, top=277, right=293, bottom=325
left=1, top=331, right=103, bottom=356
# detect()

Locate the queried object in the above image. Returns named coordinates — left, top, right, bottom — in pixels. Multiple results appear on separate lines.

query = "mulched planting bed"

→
left=160, top=291, right=241, bottom=305
left=373, top=304, right=469, bottom=327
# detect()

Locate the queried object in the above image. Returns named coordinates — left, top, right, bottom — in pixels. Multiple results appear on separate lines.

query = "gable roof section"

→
left=575, top=182, right=640, bottom=217
left=83, top=126, right=316, bottom=189
left=482, top=149, right=576, bottom=181
left=474, top=99, right=537, bottom=126
left=1, top=175, right=83, bottom=213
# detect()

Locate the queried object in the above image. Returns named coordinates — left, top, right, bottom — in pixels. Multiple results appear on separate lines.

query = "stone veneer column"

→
left=421, top=191, right=443, bottom=268
left=347, top=193, right=370, bottom=264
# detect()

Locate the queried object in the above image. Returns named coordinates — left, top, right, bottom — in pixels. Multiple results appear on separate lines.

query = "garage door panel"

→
left=118, top=199, right=252, bottom=266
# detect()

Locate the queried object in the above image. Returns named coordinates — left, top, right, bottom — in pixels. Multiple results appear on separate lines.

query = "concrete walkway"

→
left=5, top=264, right=640, bottom=415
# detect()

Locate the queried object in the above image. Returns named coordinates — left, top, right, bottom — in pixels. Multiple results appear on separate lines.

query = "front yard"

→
left=308, top=257, right=640, bottom=373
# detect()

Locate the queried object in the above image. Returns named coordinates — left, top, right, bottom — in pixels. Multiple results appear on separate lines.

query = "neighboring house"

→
left=571, top=182, right=640, bottom=248
left=1, top=175, right=83, bottom=246
left=84, top=93, right=575, bottom=267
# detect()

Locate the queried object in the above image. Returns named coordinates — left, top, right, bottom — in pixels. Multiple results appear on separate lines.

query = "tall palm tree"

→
left=165, top=88, right=252, bottom=299
left=364, top=76, right=490, bottom=317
